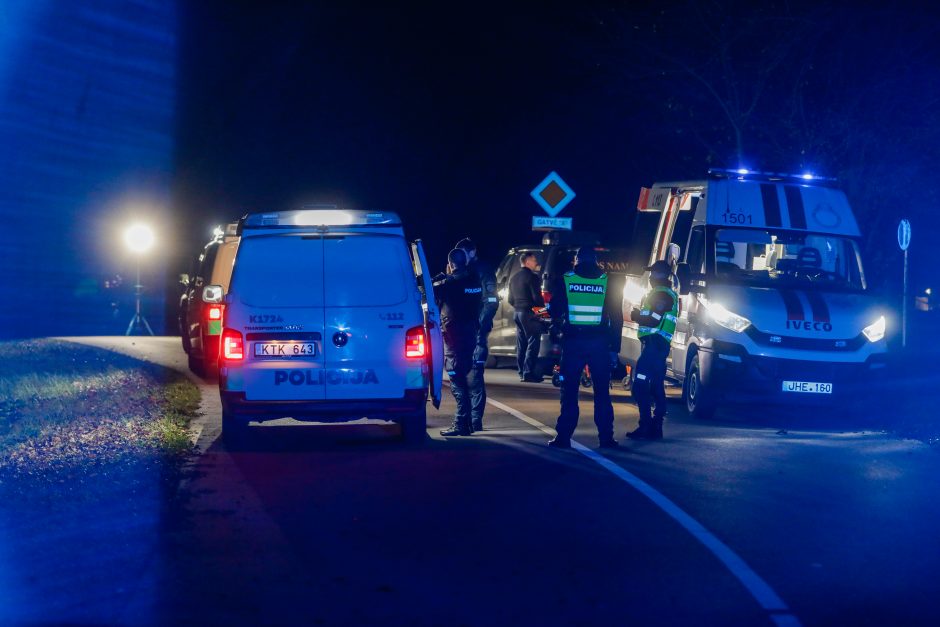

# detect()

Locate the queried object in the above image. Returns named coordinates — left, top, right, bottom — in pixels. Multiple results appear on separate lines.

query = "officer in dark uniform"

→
left=508, top=252, right=545, bottom=382
left=434, top=248, right=483, bottom=436
left=627, top=260, right=679, bottom=440
left=547, top=246, right=624, bottom=449
left=456, top=238, right=498, bottom=432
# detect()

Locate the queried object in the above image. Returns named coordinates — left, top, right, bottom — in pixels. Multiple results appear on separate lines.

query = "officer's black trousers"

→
left=632, top=335, right=670, bottom=421
left=554, top=334, right=614, bottom=443
left=443, top=327, right=476, bottom=425
left=469, top=304, right=497, bottom=423
left=513, top=310, right=542, bottom=378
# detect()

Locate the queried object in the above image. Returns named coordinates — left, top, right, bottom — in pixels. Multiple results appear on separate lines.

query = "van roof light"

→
left=708, top=168, right=837, bottom=183
left=242, top=209, right=402, bottom=229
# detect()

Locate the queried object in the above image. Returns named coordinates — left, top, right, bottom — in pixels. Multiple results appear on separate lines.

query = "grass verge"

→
left=0, top=338, right=201, bottom=478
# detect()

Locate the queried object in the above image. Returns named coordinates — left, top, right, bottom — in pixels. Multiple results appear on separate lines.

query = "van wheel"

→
left=580, top=370, right=593, bottom=388
left=188, top=353, right=205, bottom=377
left=400, top=406, right=428, bottom=443
left=222, top=408, right=249, bottom=446
left=684, top=354, right=716, bottom=420
left=484, top=354, right=499, bottom=369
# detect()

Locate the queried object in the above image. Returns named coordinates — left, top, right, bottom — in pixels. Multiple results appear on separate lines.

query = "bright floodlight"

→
left=801, top=172, right=814, bottom=180
left=737, top=168, right=749, bottom=175
left=124, top=223, right=155, bottom=254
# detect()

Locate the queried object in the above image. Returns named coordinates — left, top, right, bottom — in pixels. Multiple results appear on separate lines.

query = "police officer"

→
left=547, top=246, right=624, bottom=449
left=508, top=252, right=545, bottom=382
left=456, top=238, right=498, bottom=432
left=627, top=260, right=679, bottom=440
left=434, top=248, right=483, bottom=436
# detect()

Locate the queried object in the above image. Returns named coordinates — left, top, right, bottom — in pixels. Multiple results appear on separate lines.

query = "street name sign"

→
left=532, top=216, right=573, bottom=231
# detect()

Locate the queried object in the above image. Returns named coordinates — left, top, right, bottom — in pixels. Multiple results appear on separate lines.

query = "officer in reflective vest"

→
left=547, top=246, right=624, bottom=449
left=627, top=260, right=679, bottom=440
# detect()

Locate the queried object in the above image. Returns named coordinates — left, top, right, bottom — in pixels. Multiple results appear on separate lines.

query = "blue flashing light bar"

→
left=241, top=209, right=402, bottom=230
left=709, top=168, right=837, bottom=183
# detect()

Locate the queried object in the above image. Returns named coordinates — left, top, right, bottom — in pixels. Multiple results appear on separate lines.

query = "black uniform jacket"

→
left=434, top=268, right=482, bottom=335
left=548, top=262, right=624, bottom=353
left=508, top=267, right=544, bottom=311
left=468, top=258, right=498, bottom=311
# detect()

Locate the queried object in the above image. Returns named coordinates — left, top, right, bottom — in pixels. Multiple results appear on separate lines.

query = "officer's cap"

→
left=575, top=246, right=597, bottom=263
left=645, top=260, right=672, bottom=280
left=448, top=248, right=468, bottom=268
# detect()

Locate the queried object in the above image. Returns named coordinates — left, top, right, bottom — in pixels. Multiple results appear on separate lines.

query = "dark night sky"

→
left=3, top=2, right=934, bottom=337
left=173, top=4, right=650, bottom=269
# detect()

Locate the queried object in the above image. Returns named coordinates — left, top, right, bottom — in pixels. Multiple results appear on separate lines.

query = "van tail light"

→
left=405, top=326, right=426, bottom=359
left=206, top=305, right=223, bottom=320
left=541, top=290, right=552, bottom=304
left=222, top=328, right=244, bottom=361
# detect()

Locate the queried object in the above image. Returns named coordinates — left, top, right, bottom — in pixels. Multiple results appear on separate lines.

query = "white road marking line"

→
left=484, top=395, right=800, bottom=626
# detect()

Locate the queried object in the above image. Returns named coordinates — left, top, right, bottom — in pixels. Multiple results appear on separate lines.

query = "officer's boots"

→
left=440, top=416, right=472, bottom=437
left=626, top=416, right=664, bottom=440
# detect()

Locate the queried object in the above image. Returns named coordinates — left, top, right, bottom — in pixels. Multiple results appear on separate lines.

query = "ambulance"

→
left=620, top=169, right=888, bottom=418
left=217, top=208, right=443, bottom=442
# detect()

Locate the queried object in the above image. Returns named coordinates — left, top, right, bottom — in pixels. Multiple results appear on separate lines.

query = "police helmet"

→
left=448, top=248, right=468, bottom=269
left=645, top=260, right=672, bottom=281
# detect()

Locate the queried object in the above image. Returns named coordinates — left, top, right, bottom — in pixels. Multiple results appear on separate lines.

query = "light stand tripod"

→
left=125, top=258, right=154, bottom=336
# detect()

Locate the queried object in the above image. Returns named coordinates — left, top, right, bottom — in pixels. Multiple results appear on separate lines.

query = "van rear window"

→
left=323, top=235, right=410, bottom=307
left=232, top=235, right=325, bottom=307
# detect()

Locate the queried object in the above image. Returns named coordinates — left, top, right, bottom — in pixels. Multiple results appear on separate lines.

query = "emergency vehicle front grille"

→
left=749, top=357, right=863, bottom=382
left=745, top=327, right=866, bottom=352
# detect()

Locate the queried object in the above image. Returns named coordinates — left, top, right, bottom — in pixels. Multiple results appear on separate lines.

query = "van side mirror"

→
left=202, top=284, right=224, bottom=303
left=676, top=263, right=706, bottom=295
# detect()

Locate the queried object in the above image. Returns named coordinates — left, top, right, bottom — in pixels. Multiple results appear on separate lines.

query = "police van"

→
left=621, top=169, right=888, bottom=418
left=217, top=208, right=443, bottom=442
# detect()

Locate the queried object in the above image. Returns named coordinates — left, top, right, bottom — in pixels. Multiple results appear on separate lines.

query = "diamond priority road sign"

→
left=530, top=171, right=575, bottom=217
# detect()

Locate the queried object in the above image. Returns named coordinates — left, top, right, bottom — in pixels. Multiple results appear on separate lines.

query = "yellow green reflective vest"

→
left=563, top=272, right=607, bottom=326
left=637, top=286, right=679, bottom=342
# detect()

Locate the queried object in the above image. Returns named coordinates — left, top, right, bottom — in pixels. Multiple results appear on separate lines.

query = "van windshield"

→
left=712, top=229, right=866, bottom=291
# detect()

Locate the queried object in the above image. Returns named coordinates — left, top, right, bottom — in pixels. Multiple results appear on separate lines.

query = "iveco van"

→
left=621, top=169, right=887, bottom=418
left=218, top=209, right=443, bottom=441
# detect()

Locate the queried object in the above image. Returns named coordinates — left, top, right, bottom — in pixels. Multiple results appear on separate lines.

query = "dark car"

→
left=179, top=223, right=239, bottom=376
left=487, top=231, right=631, bottom=375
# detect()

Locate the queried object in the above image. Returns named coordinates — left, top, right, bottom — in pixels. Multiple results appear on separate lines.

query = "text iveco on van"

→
left=217, top=209, right=443, bottom=442
left=621, top=170, right=887, bottom=419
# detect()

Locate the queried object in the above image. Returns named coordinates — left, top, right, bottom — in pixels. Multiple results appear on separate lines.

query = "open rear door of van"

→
left=411, top=240, right=443, bottom=409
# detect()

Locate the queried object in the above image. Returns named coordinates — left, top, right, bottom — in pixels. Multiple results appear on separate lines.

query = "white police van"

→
left=621, top=169, right=888, bottom=418
left=218, top=208, right=443, bottom=441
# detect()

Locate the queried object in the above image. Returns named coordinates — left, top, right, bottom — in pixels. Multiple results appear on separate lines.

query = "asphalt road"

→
left=49, top=337, right=940, bottom=625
